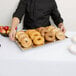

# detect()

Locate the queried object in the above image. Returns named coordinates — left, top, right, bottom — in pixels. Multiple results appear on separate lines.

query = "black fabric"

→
left=13, top=0, right=63, bottom=29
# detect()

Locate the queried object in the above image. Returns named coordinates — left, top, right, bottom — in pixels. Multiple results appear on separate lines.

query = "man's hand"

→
left=58, top=23, right=66, bottom=33
left=9, top=28, right=16, bottom=41
left=9, top=17, right=19, bottom=41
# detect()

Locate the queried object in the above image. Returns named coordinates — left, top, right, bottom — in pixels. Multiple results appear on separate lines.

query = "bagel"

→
left=36, top=27, right=45, bottom=32
left=40, top=29, right=49, bottom=37
left=25, top=29, right=36, bottom=35
left=16, top=30, right=32, bottom=48
left=16, top=31, right=24, bottom=39
left=56, top=31, right=65, bottom=40
left=29, top=31, right=41, bottom=40
left=51, top=28, right=61, bottom=35
left=21, top=36, right=32, bottom=48
left=18, top=33, right=29, bottom=42
left=33, top=36, right=44, bottom=46
left=46, top=25, right=56, bottom=32
left=45, top=32, right=55, bottom=42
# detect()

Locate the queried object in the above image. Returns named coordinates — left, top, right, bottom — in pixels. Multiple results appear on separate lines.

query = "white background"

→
left=0, top=0, right=76, bottom=31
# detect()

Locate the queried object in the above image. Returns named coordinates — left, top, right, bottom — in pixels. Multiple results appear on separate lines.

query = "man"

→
left=9, top=0, right=66, bottom=41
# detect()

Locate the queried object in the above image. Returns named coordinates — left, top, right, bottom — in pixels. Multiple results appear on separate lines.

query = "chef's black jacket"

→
left=13, top=0, right=63, bottom=29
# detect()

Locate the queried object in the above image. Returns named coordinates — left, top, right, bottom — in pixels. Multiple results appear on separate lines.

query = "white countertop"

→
left=0, top=31, right=76, bottom=76
left=0, top=31, right=76, bottom=61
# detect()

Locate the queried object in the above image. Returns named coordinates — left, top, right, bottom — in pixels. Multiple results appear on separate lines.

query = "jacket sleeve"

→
left=13, top=0, right=26, bottom=22
left=51, top=0, right=63, bottom=26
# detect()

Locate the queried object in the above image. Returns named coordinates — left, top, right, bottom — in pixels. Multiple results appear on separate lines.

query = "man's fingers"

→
left=58, top=24, right=66, bottom=33
left=9, top=33, right=12, bottom=40
left=61, top=27, right=66, bottom=33
left=12, top=33, right=16, bottom=41
left=9, top=33, right=15, bottom=41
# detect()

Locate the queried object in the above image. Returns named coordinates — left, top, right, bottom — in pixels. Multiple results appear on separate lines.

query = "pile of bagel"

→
left=15, top=25, right=66, bottom=48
